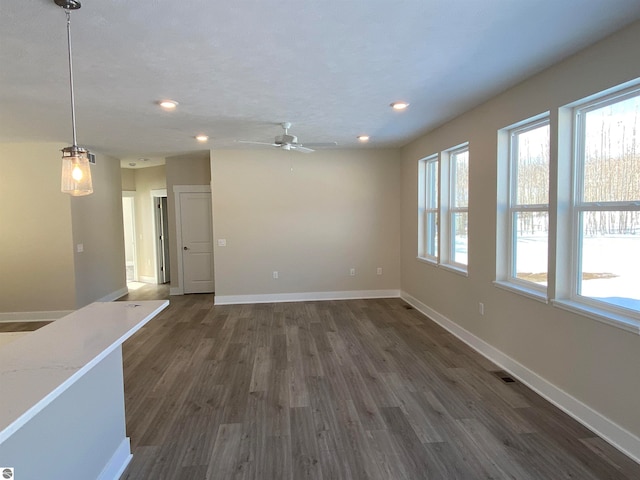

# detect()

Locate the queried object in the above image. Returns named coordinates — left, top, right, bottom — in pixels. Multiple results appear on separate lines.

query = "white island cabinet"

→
left=0, top=300, right=169, bottom=480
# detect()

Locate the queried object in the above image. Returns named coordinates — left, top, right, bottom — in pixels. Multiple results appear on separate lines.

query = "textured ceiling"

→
left=1, top=1, right=640, bottom=163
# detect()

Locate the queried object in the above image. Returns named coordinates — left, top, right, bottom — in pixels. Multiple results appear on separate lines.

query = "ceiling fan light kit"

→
left=237, top=122, right=337, bottom=153
left=54, top=0, right=81, bottom=9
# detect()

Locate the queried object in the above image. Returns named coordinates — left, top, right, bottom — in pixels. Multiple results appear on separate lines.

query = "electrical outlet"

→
left=349, top=268, right=356, bottom=276
left=272, top=271, right=279, bottom=279
left=479, top=302, right=485, bottom=316
left=376, top=267, right=383, bottom=275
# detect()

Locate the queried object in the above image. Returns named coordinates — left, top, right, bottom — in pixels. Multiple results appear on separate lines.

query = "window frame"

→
left=418, top=154, right=439, bottom=263
left=568, top=86, right=640, bottom=321
left=443, top=143, right=469, bottom=273
left=507, top=117, right=550, bottom=293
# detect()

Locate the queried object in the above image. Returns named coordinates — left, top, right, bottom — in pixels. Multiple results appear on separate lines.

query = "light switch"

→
left=217, top=239, right=227, bottom=247
left=76, top=243, right=84, bottom=253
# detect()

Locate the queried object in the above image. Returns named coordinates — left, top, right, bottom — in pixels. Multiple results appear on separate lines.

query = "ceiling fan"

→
left=237, top=122, right=337, bottom=153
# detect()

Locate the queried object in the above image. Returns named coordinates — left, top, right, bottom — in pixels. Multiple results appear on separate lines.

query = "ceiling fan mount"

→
left=54, top=0, right=81, bottom=10
left=237, top=122, right=337, bottom=153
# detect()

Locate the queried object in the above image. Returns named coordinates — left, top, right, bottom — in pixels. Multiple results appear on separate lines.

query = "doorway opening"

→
left=122, top=192, right=137, bottom=283
left=152, top=190, right=170, bottom=284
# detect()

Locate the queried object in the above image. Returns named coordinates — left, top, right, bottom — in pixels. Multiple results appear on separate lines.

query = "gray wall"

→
left=0, top=143, right=76, bottom=313
left=130, top=165, right=167, bottom=281
left=211, top=148, right=401, bottom=297
left=0, top=143, right=127, bottom=314
left=166, top=151, right=211, bottom=292
left=121, top=168, right=135, bottom=191
left=400, top=21, right=640, bottom=442
left=71, top=152, right=126, bottom=308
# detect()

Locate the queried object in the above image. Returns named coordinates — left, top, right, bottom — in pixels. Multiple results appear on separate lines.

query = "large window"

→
left=417, top=144, right=469, bottom=273
left=570, top=87, right=640, bottom=317
left=508, top=119, right=550, bottom=291
left=418, top=155, right=438, bottom=261
left=498, top=84, right=640, bottom=329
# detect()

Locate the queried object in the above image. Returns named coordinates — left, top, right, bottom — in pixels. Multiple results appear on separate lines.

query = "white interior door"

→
left=179, top=191, right=214, bottom=294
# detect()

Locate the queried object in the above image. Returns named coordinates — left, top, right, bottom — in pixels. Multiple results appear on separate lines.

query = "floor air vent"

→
left=493, top=370, right=517, bottom=383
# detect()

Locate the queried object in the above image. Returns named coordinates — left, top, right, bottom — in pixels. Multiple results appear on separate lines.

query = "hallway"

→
left=119, top=283, right=171, bottom=302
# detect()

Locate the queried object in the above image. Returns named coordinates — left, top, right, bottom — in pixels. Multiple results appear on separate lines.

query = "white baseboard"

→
left=0, top=310, right=73, bottom=323
left=400, top=290, right=640, bottom=465
left=0, top=288, right=128, bottom=323
left=215, top=289, right=400, bottom=305
left=97, top=437, right=132, bottom=480
left=170, top=287, right=183, bottom=296
left=138, top=276, right=157, bottom=284
left=98, top=287, right=129, bottom=303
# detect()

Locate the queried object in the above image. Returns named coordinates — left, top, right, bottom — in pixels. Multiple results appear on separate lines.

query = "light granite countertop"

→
left=0, top=300, right=169, bottom=443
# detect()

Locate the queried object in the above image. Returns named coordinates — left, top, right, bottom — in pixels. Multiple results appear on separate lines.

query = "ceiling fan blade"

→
left=291, top=145, right=315, bottom=153
left=301, top=141, right=338, bottom=147
left=235, top=140, right=279, bottom=146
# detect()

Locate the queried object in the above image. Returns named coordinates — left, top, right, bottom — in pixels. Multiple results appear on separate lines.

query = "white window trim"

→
left=552, top=299, right=640, bottom=335
left=497, top=113, right=552, bottom=301
left=559, top=84, right=640, bottom=331
left=507, top=117, right=550, bottom=294
left=418, top=154, right=439, bottom=262
left=443, top=144, right=469, bottom=272
left=497, top=84, right=640, bottom=334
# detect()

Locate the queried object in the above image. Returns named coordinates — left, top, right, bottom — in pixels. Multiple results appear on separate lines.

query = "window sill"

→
left=415, top=257, right=468, bottom=277
left=416, top=256, right=437, bottom=266
left=493, top=281, right=548, bottom=304
left=439, top=263, right=468, bottom=277
left=551, top=299, right=640, bottom=335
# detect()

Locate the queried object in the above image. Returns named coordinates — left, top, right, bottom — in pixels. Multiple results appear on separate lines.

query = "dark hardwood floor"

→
left=117, top=294, right=640, bottom=479
left=119, top=282, right=170, bottom=302
left=0, top=321, right=50, bottom=332
left=3, top=290, right=638, bottom=478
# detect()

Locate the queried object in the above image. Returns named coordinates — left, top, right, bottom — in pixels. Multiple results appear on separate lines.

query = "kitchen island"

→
left=0, top=300, right=169, bottom=480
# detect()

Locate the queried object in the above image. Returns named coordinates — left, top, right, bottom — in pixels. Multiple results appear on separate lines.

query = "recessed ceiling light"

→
left=195, top=134, right=209, bottom=142
left=158, top=100, right=178, bottom=110
left=390, top=101, right=410, bottom=110
left=128, top=162, right=136, bottom=167
left=357, top=135, right=370, bottom=142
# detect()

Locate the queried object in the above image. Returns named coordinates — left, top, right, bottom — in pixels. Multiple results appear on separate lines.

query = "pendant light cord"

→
left=65, top=9, right=78, bottom=147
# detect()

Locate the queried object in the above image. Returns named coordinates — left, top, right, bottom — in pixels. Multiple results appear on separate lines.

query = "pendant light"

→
left=55, top=0, right=93, bottom=196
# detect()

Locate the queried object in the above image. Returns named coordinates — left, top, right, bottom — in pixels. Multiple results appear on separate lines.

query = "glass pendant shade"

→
left=61, top=146, right=93, bottom=196
left=57, top=2, right=94, bottom=196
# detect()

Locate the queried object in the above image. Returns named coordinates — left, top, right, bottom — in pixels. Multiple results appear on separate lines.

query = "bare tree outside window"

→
left=576, top=92, right=640, bottom=312
left=509, top=120, right=550, bottom=287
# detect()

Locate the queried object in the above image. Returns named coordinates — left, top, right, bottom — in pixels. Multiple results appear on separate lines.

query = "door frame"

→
left=151, top=189, right=168, bottom=284
left=173, top=185, right=213, bottom=295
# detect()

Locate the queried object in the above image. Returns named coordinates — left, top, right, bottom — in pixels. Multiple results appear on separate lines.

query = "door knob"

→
left=183, top=246, right=189, bottom=250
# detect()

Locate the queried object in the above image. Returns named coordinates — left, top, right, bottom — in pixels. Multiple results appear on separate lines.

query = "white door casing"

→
left=174, top=186, right=214, bottom=294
